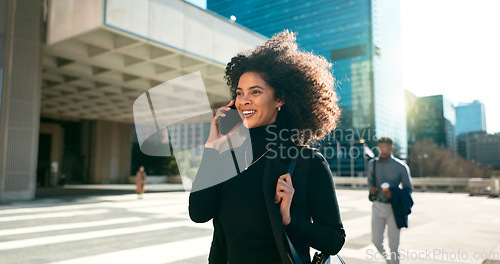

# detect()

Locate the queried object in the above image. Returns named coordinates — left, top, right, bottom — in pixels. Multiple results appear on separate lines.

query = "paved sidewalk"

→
left=34, top=184, right=186, bottom=200
left=1, top=186, right=499, bottom=263
left=336, top=190, right=500, bottom=264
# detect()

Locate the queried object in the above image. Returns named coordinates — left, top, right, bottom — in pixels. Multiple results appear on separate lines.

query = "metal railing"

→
left=333, top=176, right=499, bottom=196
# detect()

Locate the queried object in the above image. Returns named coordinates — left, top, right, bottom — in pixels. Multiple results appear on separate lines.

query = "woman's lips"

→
left=242, top=110, right=256, bottom=119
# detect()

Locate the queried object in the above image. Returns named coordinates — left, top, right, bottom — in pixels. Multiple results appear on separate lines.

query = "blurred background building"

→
left=208, top=0, right=407, bottom=176
left=455, top=100, right=486, bottom=135
left=406, top=94, right=456, bottom=152
left=470, top=133, right=500, bottom=169
left=406, top=90, right=418, bottom=149
left=456, top=131, right=500, bottom=169
left=408, top=93, right=500, bottom=175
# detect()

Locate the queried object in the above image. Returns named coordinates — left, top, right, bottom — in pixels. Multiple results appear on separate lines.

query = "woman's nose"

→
left=239, top=96, right=251, bottom=105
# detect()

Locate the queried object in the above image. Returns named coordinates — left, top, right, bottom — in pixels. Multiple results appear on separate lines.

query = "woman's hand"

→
left=205, top=100, right=234, bottom=149
left=275, top=173, right=294, bottom=225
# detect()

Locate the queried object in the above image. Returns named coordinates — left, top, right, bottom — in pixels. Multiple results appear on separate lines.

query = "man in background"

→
left=368, top=137, right=413, bottom=264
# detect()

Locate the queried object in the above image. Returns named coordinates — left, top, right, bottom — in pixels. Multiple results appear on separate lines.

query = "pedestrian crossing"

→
left=0, top=192, right=214, bottom=264
left=49, top=236, right=213, bottom=264
left=0, top=190, right=382, bottom=264
left=0, top=209, right=109, bottom=222
left=0, top=217, right=144, bottom=237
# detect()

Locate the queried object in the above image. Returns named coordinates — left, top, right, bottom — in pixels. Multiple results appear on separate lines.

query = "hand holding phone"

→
left=217, top=103, right=242, bottom=135
left=205, top=101, right=241, bottom=149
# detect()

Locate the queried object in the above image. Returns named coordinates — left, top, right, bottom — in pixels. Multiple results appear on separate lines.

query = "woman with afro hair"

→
left=189, top=30, right=345, bottom=264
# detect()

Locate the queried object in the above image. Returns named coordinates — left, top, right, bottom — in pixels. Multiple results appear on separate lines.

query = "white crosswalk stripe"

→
left=0, top=209, right=109, bottom=222
left=0, top=217, right=145, bottom=236
left=0, top=202, right=112, bottom=215
left=48, top=236, right=213, bottom=264
left=0, top=221, right=190, bottom=250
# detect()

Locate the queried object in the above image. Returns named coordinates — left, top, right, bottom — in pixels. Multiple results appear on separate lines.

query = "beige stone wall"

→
left=46, top=0, right=103, bottom=45
left=88, top=120, right=132, bottom=184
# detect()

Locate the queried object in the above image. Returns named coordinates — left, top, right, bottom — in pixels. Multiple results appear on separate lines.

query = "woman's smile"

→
left=242, top=109, right=257, bottom=118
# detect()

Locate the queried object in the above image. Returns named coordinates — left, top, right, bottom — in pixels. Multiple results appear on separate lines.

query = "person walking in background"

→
left=136, top=166, right=147, bottom=199
left=368, top=137, right=413, bottom=264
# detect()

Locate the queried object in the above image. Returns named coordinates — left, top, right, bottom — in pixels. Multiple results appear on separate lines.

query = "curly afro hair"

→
left=224, top=30, right=340, bottom=146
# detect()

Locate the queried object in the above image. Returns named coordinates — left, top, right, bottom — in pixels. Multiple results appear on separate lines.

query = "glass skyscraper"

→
left=208, top=0, right=407, bottom=174
left=408, top=95, right=456, bottom=151
left=455, top=100, right=486, bottom=135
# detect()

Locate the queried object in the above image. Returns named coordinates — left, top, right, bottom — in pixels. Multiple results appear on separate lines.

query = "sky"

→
left=400, top=0, right=500, bottom=133
left=186, top=0, right=206, bottom=9
left=186, top=0, right=500, bottom=133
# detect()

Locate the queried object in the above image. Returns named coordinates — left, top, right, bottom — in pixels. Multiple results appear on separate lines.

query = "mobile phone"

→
left=217, top=104, right=242, bottom=135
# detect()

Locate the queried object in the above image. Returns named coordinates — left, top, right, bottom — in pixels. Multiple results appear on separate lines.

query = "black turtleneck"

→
left=247, top=123, right=283, bottom=160
left=216, top=123, right=281, bottom=264
left=189, top=122, right=345, bottom=264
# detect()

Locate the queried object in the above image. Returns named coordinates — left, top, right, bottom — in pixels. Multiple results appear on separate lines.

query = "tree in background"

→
left=408, top=140, right=488, bottom=178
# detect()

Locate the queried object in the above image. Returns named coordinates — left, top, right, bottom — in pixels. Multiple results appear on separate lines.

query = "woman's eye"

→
left=236, top=92, right=243, bottom=96
left=252, top=90, right=261, bottom=95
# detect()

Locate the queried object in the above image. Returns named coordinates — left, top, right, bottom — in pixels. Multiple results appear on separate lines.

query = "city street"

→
left=1, top=187, right=499, bottom=264
left=1, top=1, right=499, bottom=264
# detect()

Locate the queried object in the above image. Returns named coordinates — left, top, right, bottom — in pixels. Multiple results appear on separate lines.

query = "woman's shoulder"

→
left=285, top=145, right=329, bottom=172
left=293, top=146, right=334, bottom=183
left=293, top=145, right=325, bottom=161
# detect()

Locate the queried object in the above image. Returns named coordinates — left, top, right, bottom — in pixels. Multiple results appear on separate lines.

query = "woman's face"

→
left=235, top=72, right=283, bottom=129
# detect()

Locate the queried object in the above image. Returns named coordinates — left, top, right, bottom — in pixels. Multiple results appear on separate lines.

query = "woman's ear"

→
left=277, top=100, right=285, bottom=108
left=276, top=101, right=285, bottom=112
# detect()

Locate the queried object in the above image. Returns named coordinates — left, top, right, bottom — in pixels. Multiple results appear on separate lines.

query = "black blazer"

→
left=190, top=146, right=345, bottom=264
left=389, top=186, right=413, bottom=229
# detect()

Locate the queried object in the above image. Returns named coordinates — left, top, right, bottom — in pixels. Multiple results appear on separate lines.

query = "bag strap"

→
left=283, top=156, right=304, bottom=264
left=368, top=159, right=378, bottom=202
left=226, top=136, right=241, bottom=175
left=288, top=156, right=298, bottom=175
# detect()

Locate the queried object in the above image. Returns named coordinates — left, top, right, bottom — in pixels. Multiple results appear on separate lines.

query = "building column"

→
left=88, top=120, right=132, bottom=184
left=0, top=0, right=43, bottom=202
